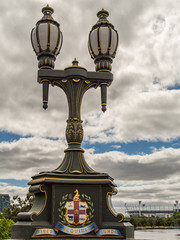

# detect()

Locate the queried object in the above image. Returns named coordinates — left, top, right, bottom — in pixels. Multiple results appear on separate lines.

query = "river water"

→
left=135, top=229, right=180, bottom=240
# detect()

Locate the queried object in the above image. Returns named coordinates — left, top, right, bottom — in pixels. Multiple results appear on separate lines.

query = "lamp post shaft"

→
left=38, top=61, right=113, bottom=174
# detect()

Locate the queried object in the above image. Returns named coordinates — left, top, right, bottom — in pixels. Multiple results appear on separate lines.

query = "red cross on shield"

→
left=64, top=199, right=88, bottom=225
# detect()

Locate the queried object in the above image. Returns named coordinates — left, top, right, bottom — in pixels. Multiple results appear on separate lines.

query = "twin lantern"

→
left=31, top=5, right=119, bottom=111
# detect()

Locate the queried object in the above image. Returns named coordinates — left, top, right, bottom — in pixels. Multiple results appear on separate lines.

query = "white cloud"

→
left=84, top=90, right=180, bottom=143
left=0, top=137, right=179, bottom=205
left=0, top=137, right=66, bottom=180
left=0, top=185, right=29, bottom=199
left=0, top=0, right=179, bottom=143
left=0, top=0, right=180, bottom=207
left=0, top=182, right=8, bottom=186
left=111, top=145, right=121, bottom=149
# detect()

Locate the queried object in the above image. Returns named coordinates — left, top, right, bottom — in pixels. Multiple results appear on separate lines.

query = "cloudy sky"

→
left=0, top=0, right=180, bottom=213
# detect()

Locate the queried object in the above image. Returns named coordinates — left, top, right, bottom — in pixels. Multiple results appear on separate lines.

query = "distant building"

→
left=0, top=194, right=10, bottom=212
left=125, top=203, right=177, bottom=218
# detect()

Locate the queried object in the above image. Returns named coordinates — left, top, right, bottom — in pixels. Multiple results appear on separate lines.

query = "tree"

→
left=140, top=217, right=148, bottom=227
left=0, top=217, right=14, bottom=239
left=155, top=217, right=165, bottom=226
left=130, top=215, right=179, bottom=228
left=147, top=217, right=155, bottom=227
left=3, top=193, right=34, bottom=222
left=172, top=211, right=180, bottom=225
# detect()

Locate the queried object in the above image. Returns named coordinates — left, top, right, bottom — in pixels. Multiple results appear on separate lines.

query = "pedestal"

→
left=11, top=172, right=134, bottom=239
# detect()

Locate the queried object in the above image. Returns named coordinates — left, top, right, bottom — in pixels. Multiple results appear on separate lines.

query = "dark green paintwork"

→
left=12, top=63, right=134, bottom=239
left=38, top=61, right=113, bottom=174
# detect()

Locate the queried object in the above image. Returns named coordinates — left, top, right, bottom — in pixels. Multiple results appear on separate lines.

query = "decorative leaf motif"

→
left=58, top=194, right=68, bottom=223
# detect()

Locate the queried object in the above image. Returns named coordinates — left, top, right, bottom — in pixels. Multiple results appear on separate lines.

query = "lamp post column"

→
left=37, top=58, right=113, bottom=174
left=50, top=59, right=99, bottom=174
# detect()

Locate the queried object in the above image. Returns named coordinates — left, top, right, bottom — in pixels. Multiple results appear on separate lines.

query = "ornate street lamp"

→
left=88, top=8, right=118, bottom=72
left=88, top=8, right=118, bottom=112
left=12, top=6, right=134, bottom=240
left=31, top=5, right=63, bottom=109
left=139, top=200, right=142, bottom=217
left=175, top=200, right=179, bottom=212
left=31, top=4, right=63, bottom=69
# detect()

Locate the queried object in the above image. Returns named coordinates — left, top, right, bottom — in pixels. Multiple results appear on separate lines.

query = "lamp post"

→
left=138, top=201, right=142, bottom=217
left=175, top=200, right=179, bottom=212
left=12, top=5, right=134, bottom=239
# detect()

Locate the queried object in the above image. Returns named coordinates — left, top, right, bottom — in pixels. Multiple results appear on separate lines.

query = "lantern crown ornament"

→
left=88, top=9, right=119, bottom=72
left=31, top=5, right=63, bottom=69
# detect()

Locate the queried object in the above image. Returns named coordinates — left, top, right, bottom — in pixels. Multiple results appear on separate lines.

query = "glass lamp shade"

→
left=88, top=9, right=118, bottom=60
left=31, top=22, right=63, bottom=56
left=31, top=5, right=63, bottom=59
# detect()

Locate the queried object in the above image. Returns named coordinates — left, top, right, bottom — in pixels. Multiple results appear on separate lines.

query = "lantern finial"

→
left=97, top=8, right=109, bottom=19
left=42, top=5, right=54, bottom=14
left=72, top=58, right=78, bottom=66
left=40, top=5, right=54, bottom=22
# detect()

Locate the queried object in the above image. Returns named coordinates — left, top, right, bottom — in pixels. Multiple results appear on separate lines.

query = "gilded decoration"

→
left=66, top=118, right=83, bottom=143
left=58, top=189, right=94, bottom=227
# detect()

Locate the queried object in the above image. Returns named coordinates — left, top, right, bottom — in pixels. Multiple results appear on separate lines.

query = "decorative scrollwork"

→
left=66, top=118, right=83, bottom=143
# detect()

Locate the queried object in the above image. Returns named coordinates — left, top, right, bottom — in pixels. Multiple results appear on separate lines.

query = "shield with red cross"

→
left=64, top=199, right=88, bottom=225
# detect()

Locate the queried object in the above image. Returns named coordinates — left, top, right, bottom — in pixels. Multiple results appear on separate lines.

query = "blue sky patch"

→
left=167, top=84, right=180, bottom=90
left=0, top=131, right=60, bottom=143
left=0, top=131, right=30, bottom=143
left=0, top=179, right=28, bottom=188
left=82, top=138, right=180, bottom=155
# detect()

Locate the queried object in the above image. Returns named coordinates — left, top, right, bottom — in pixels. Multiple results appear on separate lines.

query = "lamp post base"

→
left=12, top=172, right=134, bottom=239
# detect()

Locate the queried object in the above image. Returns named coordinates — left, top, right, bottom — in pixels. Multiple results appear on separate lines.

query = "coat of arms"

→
left=64, top=189, right=88, bottom=225
left=58, top=189, right=94, bottom=227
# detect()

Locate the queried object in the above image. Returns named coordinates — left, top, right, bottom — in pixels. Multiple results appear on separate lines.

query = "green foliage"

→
left=148, top=217, right=156, bottom=227
left=0, top=217, right=14, bottom=239
left=155, top=217, right=165, bottom=226
left=173, top=211, right=180, bottom=225
left=166, top=217, right=176, bottom=226
left=3, top=193, right=34, bottom=222
left=0, top=193, right=34, bottom=238
left=130, top=213, right=180, bottom=228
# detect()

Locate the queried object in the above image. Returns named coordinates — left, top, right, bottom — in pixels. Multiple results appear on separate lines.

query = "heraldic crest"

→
left=58, top=189, right=94, bottom=227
